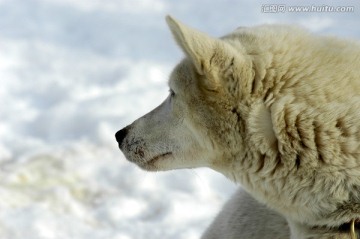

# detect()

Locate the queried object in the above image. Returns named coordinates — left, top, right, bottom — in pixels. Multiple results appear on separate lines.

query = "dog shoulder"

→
left=201, top=188, right=289, bottom=239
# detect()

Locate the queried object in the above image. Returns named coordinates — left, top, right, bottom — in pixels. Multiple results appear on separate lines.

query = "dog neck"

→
left=288, top=218, right=360, bottom=239
left=312, top=219, right=360, bottom=239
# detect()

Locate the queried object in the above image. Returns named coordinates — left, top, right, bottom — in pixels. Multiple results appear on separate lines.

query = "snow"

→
left=0, top=0, right=359, bottom=238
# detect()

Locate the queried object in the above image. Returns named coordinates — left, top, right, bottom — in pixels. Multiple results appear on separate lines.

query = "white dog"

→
left=116, top=16, right=360, bottom=238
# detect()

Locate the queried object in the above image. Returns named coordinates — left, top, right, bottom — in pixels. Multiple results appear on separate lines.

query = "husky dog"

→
left=116, top=16, right=360, bottom=238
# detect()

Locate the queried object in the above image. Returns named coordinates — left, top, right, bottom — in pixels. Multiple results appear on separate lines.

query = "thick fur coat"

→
left=116, top=16, right=360, bottom=238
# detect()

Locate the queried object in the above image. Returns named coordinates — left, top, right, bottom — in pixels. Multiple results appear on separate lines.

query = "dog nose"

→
left=115, top=127, right=129, bottom=146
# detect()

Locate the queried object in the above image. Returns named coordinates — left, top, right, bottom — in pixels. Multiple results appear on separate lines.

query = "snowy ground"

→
left=0, top=1, right=359, bottom=238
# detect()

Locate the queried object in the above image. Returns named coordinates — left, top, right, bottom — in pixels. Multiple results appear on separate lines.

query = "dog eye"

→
left=169, top=89, right=175, bottom=97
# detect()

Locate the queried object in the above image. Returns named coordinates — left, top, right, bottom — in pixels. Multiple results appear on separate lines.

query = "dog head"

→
left=116, top=16, right=253, bottom=171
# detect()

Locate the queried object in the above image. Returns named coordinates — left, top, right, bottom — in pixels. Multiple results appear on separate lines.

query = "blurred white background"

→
left=0, top=0, right=359, bottom=238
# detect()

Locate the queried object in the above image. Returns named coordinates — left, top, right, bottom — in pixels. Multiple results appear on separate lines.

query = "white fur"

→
left=117, top=16, right=360, bottom=238
left=201, top=188, right=289, bottom=239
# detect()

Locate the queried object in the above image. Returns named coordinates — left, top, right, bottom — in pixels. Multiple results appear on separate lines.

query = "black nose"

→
left=115, top=127, right=129, bottom=146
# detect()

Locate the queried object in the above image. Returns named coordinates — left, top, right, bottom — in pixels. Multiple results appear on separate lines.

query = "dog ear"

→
left=166, top=16, right=230, bottom=73
left=166, top=16, right=249, bottom=93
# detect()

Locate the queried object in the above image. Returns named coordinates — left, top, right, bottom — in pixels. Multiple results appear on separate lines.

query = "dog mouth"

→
left=139, top=152, right=172, bottom=170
